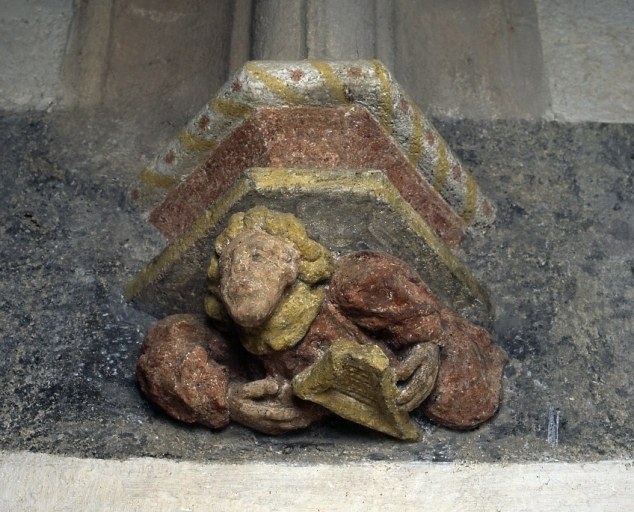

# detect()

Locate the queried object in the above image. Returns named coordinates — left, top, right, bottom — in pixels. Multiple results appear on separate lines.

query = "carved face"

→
left=219, top=230, right=300, bottom=328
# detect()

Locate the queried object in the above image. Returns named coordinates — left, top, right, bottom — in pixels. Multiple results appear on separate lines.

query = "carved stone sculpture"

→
left=130, top=60, right=506, bottom=441
left=137, top=207, right=506, bottom=440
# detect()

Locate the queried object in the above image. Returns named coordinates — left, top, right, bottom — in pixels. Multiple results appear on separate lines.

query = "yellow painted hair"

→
left=205, top=206, right=334, bottom=322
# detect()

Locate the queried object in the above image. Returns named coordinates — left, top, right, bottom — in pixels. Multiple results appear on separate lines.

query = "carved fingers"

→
left=228, top=377, right=319, bottom=434
left=237, top=378, right=280, bottom=399
left=395, top=343, right=440, bottom=412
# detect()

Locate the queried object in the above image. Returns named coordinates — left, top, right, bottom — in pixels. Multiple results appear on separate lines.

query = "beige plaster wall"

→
left=1, top=452, right=631, bottom=511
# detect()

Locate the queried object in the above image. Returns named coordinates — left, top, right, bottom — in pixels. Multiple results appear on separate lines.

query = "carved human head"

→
left=205, top=207, right=333, bottom=327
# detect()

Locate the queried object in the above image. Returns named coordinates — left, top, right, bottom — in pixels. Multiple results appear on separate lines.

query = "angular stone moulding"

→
left=134, top=60, right=496, bottom=234
left=126, top=168, right=491, bottom=325
left=149, top=105, right=466, bottom=247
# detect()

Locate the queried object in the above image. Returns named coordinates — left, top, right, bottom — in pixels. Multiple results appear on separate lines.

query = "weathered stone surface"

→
left=292, top=339, right=420, bottom=441
left=206, top=212, right=503, bottom=436
left=126, top=168, right=492, bottom=325
left=135, top=209, right=502, bottom=438
left=150, top=105, right=466, bottom=246
left=219, top=230, right=301, bottom=328
left=136, top=314, right=241, bottom=429
left=421, top=307, right=508, bottom=429
left=3, top=112, right=633, bottom=462
left=138, top=60, right=495, bottom=228
left=327, top=252, right=507, bottom=429
left=208, top=205, right=335, bottom=355
left=137, top=313, right=327, bottom=435
left=329, top=251, right=443, bottom=350
left=227, top=377, right=328, bottom=436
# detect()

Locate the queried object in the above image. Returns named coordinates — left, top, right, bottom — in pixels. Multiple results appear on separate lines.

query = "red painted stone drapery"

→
left=137, top=208, right=506, bottom=440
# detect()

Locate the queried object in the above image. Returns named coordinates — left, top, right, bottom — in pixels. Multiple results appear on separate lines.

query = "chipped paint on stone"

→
left=148, top=105, right=466, bottom=246
left=137, top=60, right=496, bottom=228
left=126, top=168, right=491, bottom=325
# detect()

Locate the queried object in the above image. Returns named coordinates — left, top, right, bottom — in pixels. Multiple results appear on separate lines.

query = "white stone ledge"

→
left=1, top=451, right=631, bottom=511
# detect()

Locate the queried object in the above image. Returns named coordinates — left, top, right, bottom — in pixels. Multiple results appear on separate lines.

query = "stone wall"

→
left=535, top=0, right=634, bottom=123
left=0, top=0, right=632, bottom=123
left=0, top=0, right=73, bottom=110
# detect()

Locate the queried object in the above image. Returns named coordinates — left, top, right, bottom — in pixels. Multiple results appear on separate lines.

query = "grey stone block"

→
left=127, top=168, right=492, bottom=325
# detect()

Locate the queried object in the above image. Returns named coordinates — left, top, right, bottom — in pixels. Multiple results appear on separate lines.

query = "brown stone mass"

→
left=137, top=314, right=245, bottom=429
left=149, top=105, right=465, bottom=246
left=266, top=251, right=507, bottom=430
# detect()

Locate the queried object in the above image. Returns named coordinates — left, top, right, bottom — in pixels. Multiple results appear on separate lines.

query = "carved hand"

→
left=394, top=343, right=440, bottom=412
left=228, top=377, right=318, bottom=435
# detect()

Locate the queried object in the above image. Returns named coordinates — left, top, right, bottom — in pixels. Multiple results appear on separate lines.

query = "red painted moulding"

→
left=149, top=105, right=466, bottom=246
